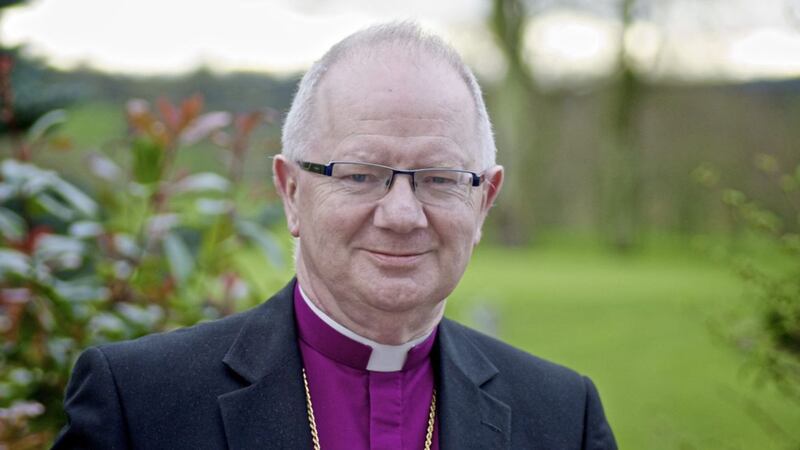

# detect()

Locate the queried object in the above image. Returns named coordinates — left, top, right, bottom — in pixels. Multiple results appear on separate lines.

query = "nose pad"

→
left=385, top=172, right=416, bottom=192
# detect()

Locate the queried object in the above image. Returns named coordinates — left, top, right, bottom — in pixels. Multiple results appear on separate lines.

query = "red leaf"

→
left=178, top=94, right=205, bottom=131
left=126, top=99, right=154, bottom=135
left=10, top=225, right=52, bottom=254
left=0, top=288, right=31, bottom=343
left=180, top=111, right=232, bottom=146
left=235, top=111, right=264, bottom=137
left=157, top=97, right=180, bottom=133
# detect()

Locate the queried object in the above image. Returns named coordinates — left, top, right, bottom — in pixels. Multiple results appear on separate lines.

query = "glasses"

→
left=297, top=160, right=484, bottom=206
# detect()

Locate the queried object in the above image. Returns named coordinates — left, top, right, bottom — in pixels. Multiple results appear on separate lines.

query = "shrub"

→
left=695, top=155, right=800, bottom=444
left=0, top=96, right=287, bottom=447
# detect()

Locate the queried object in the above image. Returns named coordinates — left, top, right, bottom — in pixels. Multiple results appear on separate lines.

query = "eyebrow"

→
left=333, top=138, right=471, bottom=168
left=330, top=155, right=471, bottom=171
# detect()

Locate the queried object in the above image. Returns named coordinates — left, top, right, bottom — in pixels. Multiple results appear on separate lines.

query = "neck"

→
left=296, top=266, right=445, bottom=345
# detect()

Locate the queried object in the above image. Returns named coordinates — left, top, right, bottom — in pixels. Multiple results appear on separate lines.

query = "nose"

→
left=373, top=174, right=429, bottom=233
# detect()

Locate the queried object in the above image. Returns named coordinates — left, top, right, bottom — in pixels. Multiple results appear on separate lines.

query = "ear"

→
left=273, top=155, right=301, bottom=237
left=473, top=165, right=504, bottom=246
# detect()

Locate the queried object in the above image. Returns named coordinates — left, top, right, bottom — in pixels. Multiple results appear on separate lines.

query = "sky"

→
left=3, top=0, right=800, bottom=82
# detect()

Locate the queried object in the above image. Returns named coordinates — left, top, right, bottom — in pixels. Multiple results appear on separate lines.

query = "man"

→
left=54, top=23, right=616, bottom=449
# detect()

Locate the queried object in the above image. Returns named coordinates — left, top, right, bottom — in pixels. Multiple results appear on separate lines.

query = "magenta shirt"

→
left=293, top=284, right=440, bottom=450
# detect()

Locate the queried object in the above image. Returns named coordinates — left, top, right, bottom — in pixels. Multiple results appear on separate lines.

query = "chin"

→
left=360, top=272, right=451, bottom=313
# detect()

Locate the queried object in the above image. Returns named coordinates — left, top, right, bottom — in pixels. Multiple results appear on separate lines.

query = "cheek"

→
left=301, top=188, right=372, bottom=250
left=431, top=209, right=480, bottom=257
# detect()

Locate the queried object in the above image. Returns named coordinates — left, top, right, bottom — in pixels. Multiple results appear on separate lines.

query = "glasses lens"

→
left=330, top=163, right=392, bottom=198
left=415, top=169, right=474, bottom=205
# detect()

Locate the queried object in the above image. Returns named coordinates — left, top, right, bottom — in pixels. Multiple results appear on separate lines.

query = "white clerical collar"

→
left=298, top=284, right=434, bottom=372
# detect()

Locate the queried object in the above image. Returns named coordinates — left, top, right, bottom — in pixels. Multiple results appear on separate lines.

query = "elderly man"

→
left=54, top=23, right=616, bottom=449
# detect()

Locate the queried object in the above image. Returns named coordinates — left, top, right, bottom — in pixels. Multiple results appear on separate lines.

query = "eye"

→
left=430, top=176, right=455, bottom=185
left=346, top=173, right=377, bottom=183
left=422, top=174, right=458, bottom=185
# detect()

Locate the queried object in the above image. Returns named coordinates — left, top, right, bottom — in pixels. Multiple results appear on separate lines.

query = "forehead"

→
left=312, top=50, right=480, bottom=167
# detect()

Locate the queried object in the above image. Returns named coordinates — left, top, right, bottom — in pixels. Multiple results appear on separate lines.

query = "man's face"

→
left=275, top=52, right=503, bottom=328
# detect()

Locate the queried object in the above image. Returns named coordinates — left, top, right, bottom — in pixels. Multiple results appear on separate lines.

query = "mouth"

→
left=363, top=249, right=430, bottom=267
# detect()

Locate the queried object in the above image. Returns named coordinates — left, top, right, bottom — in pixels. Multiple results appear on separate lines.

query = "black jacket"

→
left=53, top=279, right=617, bottom=449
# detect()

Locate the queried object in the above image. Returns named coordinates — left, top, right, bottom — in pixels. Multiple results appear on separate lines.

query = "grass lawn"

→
left=446, top=238, right=800, bottom=450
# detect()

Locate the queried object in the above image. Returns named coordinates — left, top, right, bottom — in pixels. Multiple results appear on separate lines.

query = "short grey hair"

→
left=281, top=21, right=497, bottom=170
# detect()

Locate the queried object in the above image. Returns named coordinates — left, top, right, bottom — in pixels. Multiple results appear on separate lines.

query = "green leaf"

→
left=754, top=153, right=778, bottom=174
left=132, top=138, right=165, bottom=184
left=34, top=235, right=86, bottom=270
left=113, top=233, right=141, bottom=259
left=1, top=159, right=51, bottom=193
left=172, top=172, right=231, bottom=194
left=196, top=198, right=233, bottom=215
left=0, top=207, right=25, bottom=242
left=147, top=213, right=179, bottom=237
left=26, top=109, right=67, bottom=142
left=33, top=192, right=75, bottom=221
left=164, top=232, right=194, bottom=286
left=52, top=177, right=98, bottom=218
left=89, top=312, right=131, bottom=341
left=722, top=189, right=746, bottom=207
left=691, top=164, right=719, bottom=188
left=86, top=152, right=122, bottom=181
left=0, top=249, right=30, bottom=277
left=47, top=338, right=76, bottom=367
left=0, top=181, right=15, bottom=202
left=116, top=303, right=163, bottom=330
left=1, top=160, right=97, bottom=218
left=53, top=279, right=110, bottom=303
left=8, top=368, right=36, bottom=388
left=69, top=221, right=104, bottom=238
left=236, top=220, right=285, bottom=269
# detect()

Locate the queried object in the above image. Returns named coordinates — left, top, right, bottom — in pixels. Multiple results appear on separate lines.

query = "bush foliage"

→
left=697, top=155, right=800, bottom=440
left=0, top=96, right=286, bottom=447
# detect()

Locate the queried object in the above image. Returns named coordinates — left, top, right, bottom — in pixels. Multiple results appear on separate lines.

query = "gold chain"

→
left=302, top=368, right=436, bottom=450
left=302, top=368, right=322, bottom=450
left=423, top=384, right=436, bottom=450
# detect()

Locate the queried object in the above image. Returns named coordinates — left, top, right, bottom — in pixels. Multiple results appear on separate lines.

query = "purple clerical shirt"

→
left=293, top=284, right=440, bottom=450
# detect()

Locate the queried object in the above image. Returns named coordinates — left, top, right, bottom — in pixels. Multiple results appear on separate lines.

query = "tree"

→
left=487, top=0, right=552, bottom=245
left=599, top=0, right=645, bottom=250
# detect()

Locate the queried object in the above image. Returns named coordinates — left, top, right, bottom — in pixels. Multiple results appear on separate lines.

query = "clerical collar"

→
left=295, top=282, right=436, bottom=372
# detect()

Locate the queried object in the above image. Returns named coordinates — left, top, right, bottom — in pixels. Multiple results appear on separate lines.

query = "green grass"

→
left=446, top=239, right=800, bottom=450
left=59, top=101, right=126, bottom=150
left=25, top=102, right=126, bottom=179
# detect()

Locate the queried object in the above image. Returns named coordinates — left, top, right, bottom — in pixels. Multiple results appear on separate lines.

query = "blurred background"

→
left=1, top=0, right=799, bottom=448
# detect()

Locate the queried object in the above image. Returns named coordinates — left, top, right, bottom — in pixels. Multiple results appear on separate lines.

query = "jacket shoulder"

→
left=96, top=279, right=296, bottom=372
left=55, top=281, right=298, bottom=448
left=96, top=306, right=251, bottom=369
left=441, top=318, right=584, bottom=386
left=439, top=318, right=617, bottom=449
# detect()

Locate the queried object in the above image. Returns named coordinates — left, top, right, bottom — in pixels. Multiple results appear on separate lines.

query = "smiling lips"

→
left=363, top=249, right=430, bottom=267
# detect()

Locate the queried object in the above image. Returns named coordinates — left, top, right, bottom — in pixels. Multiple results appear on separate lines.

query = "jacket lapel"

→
left=217, top=280, right=313, bottom=450
left=437, top=319, right=511, bottom=450
left=216, top=280, right=512, bottom=449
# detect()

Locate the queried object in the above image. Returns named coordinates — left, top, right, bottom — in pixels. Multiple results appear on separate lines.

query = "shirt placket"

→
left=369, top=371, right=404, bottom=450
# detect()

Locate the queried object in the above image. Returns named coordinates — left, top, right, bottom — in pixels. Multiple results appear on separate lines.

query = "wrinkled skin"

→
left=273, top=50, right=503, bottom=344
